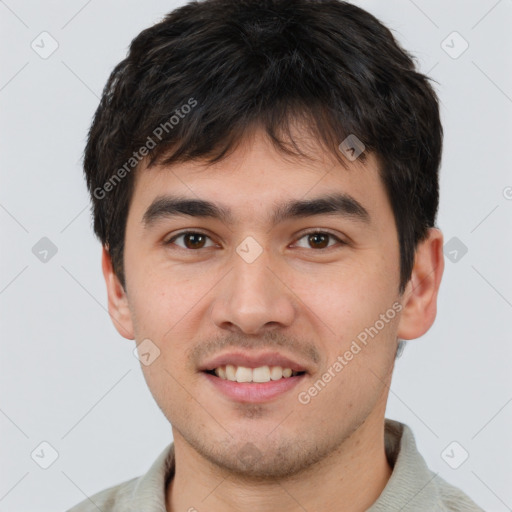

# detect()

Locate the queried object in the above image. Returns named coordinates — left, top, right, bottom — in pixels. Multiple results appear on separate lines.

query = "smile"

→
left=202, top=366, right=307, bottom=403
left=206, top=364, right=305, bottom=383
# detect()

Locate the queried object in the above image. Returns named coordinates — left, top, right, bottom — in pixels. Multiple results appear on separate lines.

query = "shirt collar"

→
left=367, top=419, right=443, bottom=511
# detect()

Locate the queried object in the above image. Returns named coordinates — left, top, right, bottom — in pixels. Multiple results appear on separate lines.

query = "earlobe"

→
left=396, top=228, right=445, bottom=340
left=101, top=246, right=135, bottom=340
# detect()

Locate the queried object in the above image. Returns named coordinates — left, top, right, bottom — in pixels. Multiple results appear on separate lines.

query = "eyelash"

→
left=164, top=230, right=347, bottom=251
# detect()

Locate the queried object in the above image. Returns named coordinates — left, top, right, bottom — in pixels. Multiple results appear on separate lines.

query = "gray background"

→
left=1, top=0, right=511, bottom=510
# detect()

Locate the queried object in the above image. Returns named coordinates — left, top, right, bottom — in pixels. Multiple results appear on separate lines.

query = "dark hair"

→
left=84, top=0, right=442, bottom=294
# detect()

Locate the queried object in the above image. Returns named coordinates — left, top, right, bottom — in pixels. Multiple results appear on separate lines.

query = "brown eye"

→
left=183, top=233, right=207, bottom=249
left=294, top=231, right=345, bottom=250
left=166, top=232, right=214, bottom=250
left=307, top=233, right=329, bottom=249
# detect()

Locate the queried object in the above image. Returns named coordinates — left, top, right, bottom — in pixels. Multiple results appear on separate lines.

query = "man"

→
left=68, top=0, right=484, bottom=510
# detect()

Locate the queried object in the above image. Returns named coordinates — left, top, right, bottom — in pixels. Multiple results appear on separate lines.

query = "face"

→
left=104, top=128, right=439, bottom=479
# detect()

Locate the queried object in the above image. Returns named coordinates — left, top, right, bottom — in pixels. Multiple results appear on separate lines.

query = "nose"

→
left=210, top=246, right=297, bottom=335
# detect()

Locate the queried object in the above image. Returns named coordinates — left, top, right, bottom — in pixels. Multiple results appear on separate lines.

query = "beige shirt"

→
left=66, top=419, right=484, bottom=511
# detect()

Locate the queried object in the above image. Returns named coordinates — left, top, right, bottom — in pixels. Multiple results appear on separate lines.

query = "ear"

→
left=397, top=228, right=445, bottom=340
left=101, top=245, right=135, bottom=340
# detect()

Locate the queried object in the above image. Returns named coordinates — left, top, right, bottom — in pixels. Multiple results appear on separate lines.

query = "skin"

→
left=102, top=126, right=444, bottom=512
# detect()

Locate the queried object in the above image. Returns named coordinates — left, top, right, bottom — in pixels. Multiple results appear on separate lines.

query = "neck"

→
left=166, top=414, right=393, bottom=512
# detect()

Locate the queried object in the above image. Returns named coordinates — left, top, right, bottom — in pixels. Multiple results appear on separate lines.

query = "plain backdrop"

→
left=1, top=1, right=511, bottom=510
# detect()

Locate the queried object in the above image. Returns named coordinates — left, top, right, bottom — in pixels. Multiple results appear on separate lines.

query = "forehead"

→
left=128, top=129, right=391, bottom=231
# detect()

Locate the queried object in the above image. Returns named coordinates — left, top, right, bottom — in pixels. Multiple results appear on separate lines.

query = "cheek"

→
left=125, top=254, right=206, bottom=332
left=127, top=265, right=219, bottom=379
left=294, top=263, right=390, bottom=325
left=296, top=268, right=400, bottom=369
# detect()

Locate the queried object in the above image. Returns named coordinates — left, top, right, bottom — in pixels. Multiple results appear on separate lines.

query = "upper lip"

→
left=199, top=351, right=310, bottom=373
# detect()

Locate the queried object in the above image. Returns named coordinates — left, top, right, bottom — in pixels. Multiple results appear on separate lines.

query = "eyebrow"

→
left=142, top=193, right=371, bottom=228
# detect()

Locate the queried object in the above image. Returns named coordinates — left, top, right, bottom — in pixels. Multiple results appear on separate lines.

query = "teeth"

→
left=213, top=365, right=300, bottom=383
left=252, top=366, right=270, bottom=383
left=225, top=364, right=236, bottom=381
left=235, top=366, right=252, bottom=382
left=269, top=366, right=283, bottom=380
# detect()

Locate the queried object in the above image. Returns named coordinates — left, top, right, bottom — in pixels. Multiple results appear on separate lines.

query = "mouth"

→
left=203, top=364, right=306, bottom=382
left=201, top=364, right=308, bottom=403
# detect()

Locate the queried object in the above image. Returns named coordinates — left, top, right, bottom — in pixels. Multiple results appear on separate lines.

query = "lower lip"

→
left=202, top=372, right=306, bottom=403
